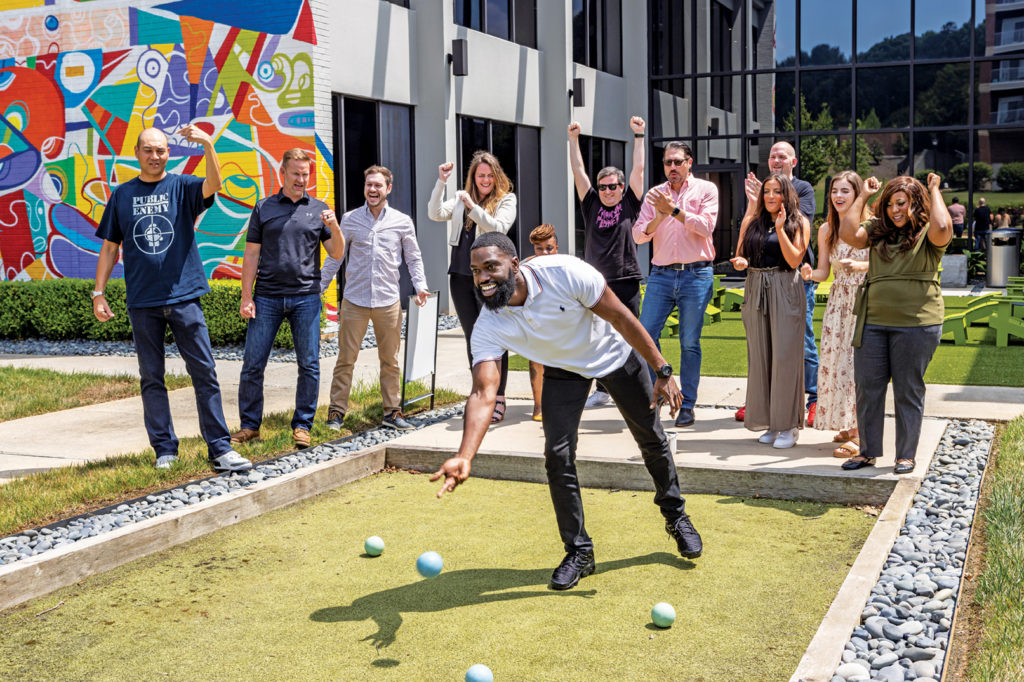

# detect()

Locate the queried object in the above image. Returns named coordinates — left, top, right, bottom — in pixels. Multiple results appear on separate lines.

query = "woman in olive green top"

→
left=837, top=173, right=952, bottom=474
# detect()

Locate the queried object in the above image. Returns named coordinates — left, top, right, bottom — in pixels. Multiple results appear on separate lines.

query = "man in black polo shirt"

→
left=231, top=148, right=344, bottom=448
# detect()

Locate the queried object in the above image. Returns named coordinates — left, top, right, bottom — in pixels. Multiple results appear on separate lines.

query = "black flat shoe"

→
left=894, top=459, right=916, bottom=474
left=841, top=456, right=876, bottom=470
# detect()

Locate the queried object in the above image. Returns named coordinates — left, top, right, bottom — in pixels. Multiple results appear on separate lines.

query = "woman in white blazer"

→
left=428, top=150, right=518, bottom=422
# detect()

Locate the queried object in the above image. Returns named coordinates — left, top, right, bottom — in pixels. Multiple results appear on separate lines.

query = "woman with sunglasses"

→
left=568, top=116, right=647, bottom=408
left=799, top=171, right=870, bottom=457
left=838, top=174, right=952, bottom=474
left=730, top=173, right=811, bottom=449
left=429, top=151, right=517, bottom=423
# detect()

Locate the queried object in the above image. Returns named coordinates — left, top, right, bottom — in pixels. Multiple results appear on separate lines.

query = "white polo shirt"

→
left=470, top=254, right=632, bottom=379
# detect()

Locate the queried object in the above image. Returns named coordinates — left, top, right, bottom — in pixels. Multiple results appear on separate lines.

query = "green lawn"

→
left=0, top=367, right=191, bottom=423
left=509, top=297, right=1024, bottom=386
left=0, top=472, right=875, bottom=681
left=967, top=417, right=1024, bottom=680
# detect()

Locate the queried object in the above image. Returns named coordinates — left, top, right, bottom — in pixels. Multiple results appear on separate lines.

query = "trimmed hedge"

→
left=0, top=279, right=322, bottom=349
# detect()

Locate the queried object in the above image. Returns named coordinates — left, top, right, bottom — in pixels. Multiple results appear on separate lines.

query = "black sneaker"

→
left=666, top=514, right=703, bottom=558
left=326, top=409, right=346, bottom=430
left=550, top=549, right=596, bottom=590
left=382, top=410, right=415, bottom=431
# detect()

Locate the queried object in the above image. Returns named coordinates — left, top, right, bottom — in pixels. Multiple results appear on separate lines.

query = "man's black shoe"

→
left=674, top=408, right=695, bottom=427
left=666, top=514, right=703, bottom=558
left=550, top=549, right=596, bottom=590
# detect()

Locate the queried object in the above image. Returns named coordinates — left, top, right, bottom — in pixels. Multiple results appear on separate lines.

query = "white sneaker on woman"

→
left=758, top=430, right=778, bottom=444
left=772, top=428, right=799, bottom=449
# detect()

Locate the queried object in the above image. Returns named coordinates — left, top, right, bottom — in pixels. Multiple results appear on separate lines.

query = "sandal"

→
left=832, top=438, right=860, bottom=458
left=832, top=430, right=853, bottom=443
left=894, top=458, right=915, bottom=474
left=491, top=397, right=507, bottom=424
left=841, top=455, right=875, bottom=470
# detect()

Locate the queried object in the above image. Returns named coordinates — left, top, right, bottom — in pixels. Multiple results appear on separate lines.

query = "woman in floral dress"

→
left=800, top=171, right=870, bottom=457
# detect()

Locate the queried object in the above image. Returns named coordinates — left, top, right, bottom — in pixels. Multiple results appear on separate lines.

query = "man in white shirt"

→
left=431, top=233, right=704, bottom=590
left=323, top=165, right=429, bottom=431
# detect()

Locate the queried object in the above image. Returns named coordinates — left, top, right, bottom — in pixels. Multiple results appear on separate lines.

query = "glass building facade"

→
left=648, top=0, right=1024, bottom=260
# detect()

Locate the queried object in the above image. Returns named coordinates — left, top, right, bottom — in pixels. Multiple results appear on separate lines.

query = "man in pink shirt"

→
left=633, top=142, right=719, bottom=428
left=947, top=197, right=966, bottom=238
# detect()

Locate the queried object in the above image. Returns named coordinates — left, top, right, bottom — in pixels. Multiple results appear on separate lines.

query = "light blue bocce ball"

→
left=416, top=550, right=443, bottom=578
left=466, top=664, right=493, bottom=682
left=364, top=536, right=385, bottom=556
left=651, top=602, right=676, bottom=628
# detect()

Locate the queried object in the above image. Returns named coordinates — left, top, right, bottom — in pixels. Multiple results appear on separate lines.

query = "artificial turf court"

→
left=0, top=471, right=875, bottom=680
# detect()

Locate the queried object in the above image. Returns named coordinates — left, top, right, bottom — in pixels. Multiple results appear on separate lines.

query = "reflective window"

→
left=857, top=0, right=910, bottom=63
left=699, top=75, right=742, bottom=119
left=650, top=0, right=689, bottom=75
left=915, top=63, right=970, bottom=127
left=910, top=130, right=971, bottom=184
left=797, top=134, right=852, bottom=208
left=801, top=0, right=852, bottom=65
left=915, top=0, right=972, bottom=59
left=773, top=71, right=797, bottom=134
left=856, top=132, right=910, bottom=183
left=774, top=0, right=796, bottom=66
left=857, top=66, right=909, bottom=128
left=800, top=69, right=852, bottom=129
left=572, top=0, right=622, bottom=75
left=454, top=0, right=535, bottom=47
left=989, top=3, right=1024, bottom=54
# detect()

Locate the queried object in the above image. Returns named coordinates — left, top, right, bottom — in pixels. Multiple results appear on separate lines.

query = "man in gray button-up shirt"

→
left=323, top=165, right=428, bottom=431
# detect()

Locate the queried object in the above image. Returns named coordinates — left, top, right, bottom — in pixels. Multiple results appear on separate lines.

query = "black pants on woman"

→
left=449, top=273, right=508, bottom=395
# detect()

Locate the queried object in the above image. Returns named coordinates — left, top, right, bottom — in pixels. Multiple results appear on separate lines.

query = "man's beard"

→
left=475, top=275, right=516, bottom=310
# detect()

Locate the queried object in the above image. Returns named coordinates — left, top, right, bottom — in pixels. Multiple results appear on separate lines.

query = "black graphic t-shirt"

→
left=580, top=186, right=643, bottom=282
left=96, top=173, right=213, bottom=308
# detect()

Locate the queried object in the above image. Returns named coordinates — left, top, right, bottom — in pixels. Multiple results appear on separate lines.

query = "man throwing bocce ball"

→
left=430, top=233, right=703, bottom=590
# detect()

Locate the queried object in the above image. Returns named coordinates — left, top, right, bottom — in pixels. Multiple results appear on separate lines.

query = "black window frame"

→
left=573, top=0, right=623, bottom=76
left=454, top=0, right=537, bottom=48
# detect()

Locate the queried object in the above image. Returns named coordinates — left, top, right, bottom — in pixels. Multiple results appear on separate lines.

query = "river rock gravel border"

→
left=0, top=404, right=465, bottom=568
left=831, top=419, right=993, bottom=682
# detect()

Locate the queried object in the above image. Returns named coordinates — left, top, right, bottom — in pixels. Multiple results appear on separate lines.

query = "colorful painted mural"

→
left=0, top=0, right=333, bottom=293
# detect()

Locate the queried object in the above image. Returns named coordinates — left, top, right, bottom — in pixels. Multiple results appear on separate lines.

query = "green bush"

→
left=947, top=163, right=970, bottom=189
left=914, top=169, right=936, bottom=185
left=0, top=279, right=323, bottom=348
left=996, top=162, right=1024, bottom=192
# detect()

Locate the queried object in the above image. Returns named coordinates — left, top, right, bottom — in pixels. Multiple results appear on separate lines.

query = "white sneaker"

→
left=211, top=450, right=253, bottom=472
left=584, top=391, right=612, bottom=408
left=155, top=455, right=179, bottom=470
left=772, top=428, right=800, bottom=449
left=758, top=430, right=778, bottom=444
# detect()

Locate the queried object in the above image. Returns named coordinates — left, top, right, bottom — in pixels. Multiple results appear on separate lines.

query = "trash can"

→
left=986, top=228, right=1022, bottom=288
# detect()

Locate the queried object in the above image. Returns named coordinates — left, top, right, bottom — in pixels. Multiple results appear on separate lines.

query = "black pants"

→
left=594, top=279, right=641, bottom=396
left=854, top=324, right=941, bottom=462
left=450, top=273, right=508, bottom=395
left=542, top=350, right=686, bottom=552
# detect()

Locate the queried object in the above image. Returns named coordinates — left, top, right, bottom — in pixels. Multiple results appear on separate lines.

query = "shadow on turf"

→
left=310, top=551, right=687, bottom=649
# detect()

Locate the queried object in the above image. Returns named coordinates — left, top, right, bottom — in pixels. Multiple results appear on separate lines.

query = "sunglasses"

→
left=663, top=158, right=690, bottom=167
left=597, top=183, right=622, bottom=191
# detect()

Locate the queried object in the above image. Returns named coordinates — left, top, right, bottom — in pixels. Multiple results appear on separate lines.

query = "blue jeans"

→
left=238, top=293, right=322, bottom=431
left=803, top=279, right=819, bottom=407
left=128, top=299, right=232, bottom=460
left=638, top=265, right=714, bottom=409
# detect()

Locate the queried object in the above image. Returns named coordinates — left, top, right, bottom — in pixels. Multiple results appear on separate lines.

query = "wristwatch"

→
left=657, top=364, right=673, bottom=378
left=91, top=290, right=105, bottom=299
left=634, top=132, right=645, bottom=138
left=670, top=207, right=681, bottom=219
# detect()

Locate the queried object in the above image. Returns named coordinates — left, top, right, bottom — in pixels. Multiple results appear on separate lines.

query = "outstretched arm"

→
left=178, top=124, right=221, bottom=198
left=568, top=122, right=591, bottom=202
left=628, top=116, right=646, bottom=199
left=926, top=173, right=952, bottom=247
left=431, top=359, right=501, bottom=497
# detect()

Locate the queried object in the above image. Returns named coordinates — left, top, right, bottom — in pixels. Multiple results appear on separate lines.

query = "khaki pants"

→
left=741, top=267, right=806, bottom=432
left=330, top=299, right=402, bottom=414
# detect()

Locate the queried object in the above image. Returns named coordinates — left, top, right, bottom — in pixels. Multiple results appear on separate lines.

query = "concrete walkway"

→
left=1, top=325, right=1022, bottom=479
